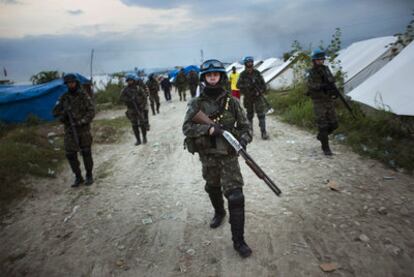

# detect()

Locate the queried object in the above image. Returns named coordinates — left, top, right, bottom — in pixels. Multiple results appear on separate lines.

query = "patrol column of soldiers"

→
left=146, top=74, right=161, bottom=115
left=183, top=59, right=253, bottom=258
left=120, top=74, right=150, bottom=146
left=306, top=49, right=339, bottom=155
left=53, top=73, right=95, bottom=187
left=175, top=68, right=188, bottom=101
left=187, top=69, right=199, bottom=98
left=237, top=56, right=269, bottom=140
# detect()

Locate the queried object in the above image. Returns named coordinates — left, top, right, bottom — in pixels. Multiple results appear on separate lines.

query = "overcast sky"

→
left=1, top=0, right=413, bottom=82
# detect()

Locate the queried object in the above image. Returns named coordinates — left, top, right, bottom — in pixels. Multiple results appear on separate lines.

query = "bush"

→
left=95, top=82, right=124, bottom=106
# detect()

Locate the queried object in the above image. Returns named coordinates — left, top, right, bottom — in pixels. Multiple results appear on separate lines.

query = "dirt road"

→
left=1, top=98, right=413, bottom=277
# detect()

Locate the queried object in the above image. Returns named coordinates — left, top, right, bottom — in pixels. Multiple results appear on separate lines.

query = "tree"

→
left=30, top=71, right=60, bottom=85
left=389, top=10, right=414, bottom=56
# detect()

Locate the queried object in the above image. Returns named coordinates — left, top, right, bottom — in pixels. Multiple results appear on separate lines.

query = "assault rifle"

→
left=251, top=82, right=274, bottom=114
left=192, top=110, right=282, bottom=196
left=131, top=97, right=146, bottom=128
left=63, top=100, right=80, bottom=150
left=325, top=83, right=356, bottom=119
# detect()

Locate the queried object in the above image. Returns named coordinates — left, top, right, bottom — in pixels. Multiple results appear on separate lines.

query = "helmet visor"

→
left=200, top=60, right=224, bottom=71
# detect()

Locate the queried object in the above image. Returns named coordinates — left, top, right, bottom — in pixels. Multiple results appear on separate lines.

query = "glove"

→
left=239, top=138, right=248, bottom=150
left=209, top=124, right=223, bottom=136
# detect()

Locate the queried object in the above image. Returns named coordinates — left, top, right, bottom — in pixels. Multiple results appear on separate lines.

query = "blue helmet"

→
left=125, top=74, right=136, bottom=81
left=63, top=73, right=80, bottom=84
left=311, top=49, right=326, bottom=60
left=243, top=56, right=254, bottom=64
left=199, top=59, right=226, bottom=76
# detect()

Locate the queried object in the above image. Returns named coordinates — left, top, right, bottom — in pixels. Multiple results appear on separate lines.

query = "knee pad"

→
left=225, top=188, right=244, bottom=209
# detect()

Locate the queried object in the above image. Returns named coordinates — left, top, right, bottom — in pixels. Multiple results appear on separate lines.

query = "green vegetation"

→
left=30, top=70, right=61, bottom=85
left=94, top=82, right=124, bottom=112
left=267, top=86, right=414, bottom=173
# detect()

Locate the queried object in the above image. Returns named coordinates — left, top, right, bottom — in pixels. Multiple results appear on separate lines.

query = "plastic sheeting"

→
left=263, top=56, right=296, bottom=84
left=168, top=65, right=200, bottom=82
left=0, top=73, right=90, bottom=123
left=256, top=58, right=282, bottom=74
left=348, top=41, right=414, bottom=116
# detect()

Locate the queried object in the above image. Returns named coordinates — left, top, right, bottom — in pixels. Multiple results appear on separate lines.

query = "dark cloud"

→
left=66, top=9, right=84, bottom=16
left=1, top=0, right=414, bottom=82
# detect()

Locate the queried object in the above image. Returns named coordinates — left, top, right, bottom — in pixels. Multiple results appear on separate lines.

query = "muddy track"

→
left=1, top=96, right=413, bottom=277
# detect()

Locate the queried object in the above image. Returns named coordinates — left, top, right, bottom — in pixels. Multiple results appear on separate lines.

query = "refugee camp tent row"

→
left=348, top=41, right=414, bottom=116
left=256, top=58, right=283, bottom=74
left=168, top=65, right=200, bottom=83
left=0, top=73, right=90, bottom=123
left=332, top=36, right=397, bottom=93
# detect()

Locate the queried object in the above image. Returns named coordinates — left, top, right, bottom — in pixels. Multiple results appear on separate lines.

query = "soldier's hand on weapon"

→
left=239, top=138, right=248, bottom=150
left=208, top=124, right=223, bottom=136
left=63, top=99, right=72, bottom=111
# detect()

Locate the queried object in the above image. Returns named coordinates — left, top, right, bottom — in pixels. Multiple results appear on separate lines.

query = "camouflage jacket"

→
left=53, top=88, right=95, bottom=130
left=120, top=85, right=148, bottom=112
left=175, top=72, right=187, bottom=88
left=146, top=79, right=159, bottom=95
left=306, top=65, right=336, bottom=102
left=183, top=89, right=252, bottom=155
left=187, top=71, right=199, bottom=87
left=237, top=69, right=266, bottom=99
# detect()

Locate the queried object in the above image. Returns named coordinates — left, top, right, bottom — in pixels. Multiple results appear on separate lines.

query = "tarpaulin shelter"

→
left=0, top=73, right=90, bottom=123
left=168, top=65, right=200, bottom=82
left=256, top=58, right=283, bottom=74
left=348, top=41, right=414, bottom=116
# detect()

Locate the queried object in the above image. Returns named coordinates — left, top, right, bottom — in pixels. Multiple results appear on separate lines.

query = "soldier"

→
left=146, top=74, right=161, bottom=115
left=306, top=49, right=338, bottom=155
left=175, top=68, right=187, bottom=101
left=160, top=76, right=172, bottom=102
left=120, top=74, right=149, bottom=145
left=237, top=56, right=269, bottom=140
left=183, top=59, right=253, bottom=258
left=187, top=69, right=199, bottom=98
left=53, top=73, right=95, bottom=187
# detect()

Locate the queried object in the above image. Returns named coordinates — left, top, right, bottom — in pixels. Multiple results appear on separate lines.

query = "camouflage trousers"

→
left=64, top=125, right=93, bottom=153
left=312, top=100, right=338, bottom=131
left=177, top=87, right=187, bottom=101
left=243, top=95, right=267, bottom=120
left=189, top=85, right=197, bottom=98
left=199, top=154, right=244, bottom=195
left=149, top=92, right=160, bottom=105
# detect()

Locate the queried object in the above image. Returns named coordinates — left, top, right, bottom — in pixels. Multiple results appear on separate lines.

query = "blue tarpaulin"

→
left=0, top=73, right=90, bottom=123
left=168, top=65, right=200, bottom=82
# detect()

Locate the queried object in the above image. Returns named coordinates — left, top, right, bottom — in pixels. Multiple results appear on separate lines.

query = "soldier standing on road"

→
left=160, top=76, right=172, bottom=102
left=187, top=69, right=199, bottom=98
left=53, top=73, right=95, bottom=187
left=237, top=56, right=269, bottom=140
left=146, top=74, right=161, bottom=115
left=306, top=49, right=339, bottom=156
left=120, top=74, right=149, bottom=146
left=175, top=68, right=187, bottom=101
left=183, top=59, right=253, bottom=258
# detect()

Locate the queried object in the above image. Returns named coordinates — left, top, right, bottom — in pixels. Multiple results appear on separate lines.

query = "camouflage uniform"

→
left=146, top=78, right=160, bottom=115
left=187, top=70, right=199, bottom=98
left=182, top=90, right=252, bottom=195
left=120, top=84, right=150, bottom=145
left=237, top=68, right=268, bottom=137
left=306, top=64, right=339, bottom=154
left=175, top=71, right=187, bottom=101
left=53, top=87, right=95, bottom=182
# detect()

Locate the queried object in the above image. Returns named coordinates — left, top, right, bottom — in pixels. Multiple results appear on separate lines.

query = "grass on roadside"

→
left=267, top=84, right=414, bottom=172
left=94, top=82, right=124, bottom=112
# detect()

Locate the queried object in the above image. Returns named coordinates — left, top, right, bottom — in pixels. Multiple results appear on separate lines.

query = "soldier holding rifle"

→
left=53, top=73, right=95, bottom=187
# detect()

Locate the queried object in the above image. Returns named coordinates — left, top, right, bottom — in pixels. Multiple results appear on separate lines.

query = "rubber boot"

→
left=150, top=103, right=156, bottom=115
left=144, top=110, right=150, bottom=131
left=141, top=126, right=147, bottom=144
left=259, top=116, right=269, bottom=140
left=132, top=125, right=141, bottom=145
left=207, top=188, right=226, bottom=229
left=156, top=102, right=160, bottom=114
left=183, top=92, right=187, bottom=101
left=227, top=189, right=252, bottom=258
left=66, top=152, right=83, bottom=187
left=317, top=129, right=332, bottom=156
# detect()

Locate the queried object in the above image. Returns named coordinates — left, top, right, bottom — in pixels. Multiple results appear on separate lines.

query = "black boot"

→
left=150, top=103, right=156, bottom=115
left=66, top=152, right=83, bottom=187
left=144, top=110, right=150, bottom=131
left=259, top=116, right=269, bottom=140
left=132, top=125, right=141, bottom=145
left=227, top=189, right=252, bottom=258
left=81, top=148, right=94, bottom=185
left=156, top=103, right=160, bottom=114
left=207, top=187, right=226, bottom=228
left=317, top=129, right=332, bottom=156
left=141, top=126, right=147, bottom=144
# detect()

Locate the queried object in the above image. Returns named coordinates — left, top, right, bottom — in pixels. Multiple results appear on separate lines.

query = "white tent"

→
left=263, top=56, right=296, bottom=84
left=268, top=68, right=294, bottom=90
left=225, top=62, right=244, bottom=73
left=333, top=36, right=396, bottom=93
left=93, top=74, right=115, bottom=91
left=256, top=57, right=283, bottom=74
left=348, top=41, right=414, bottom=116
